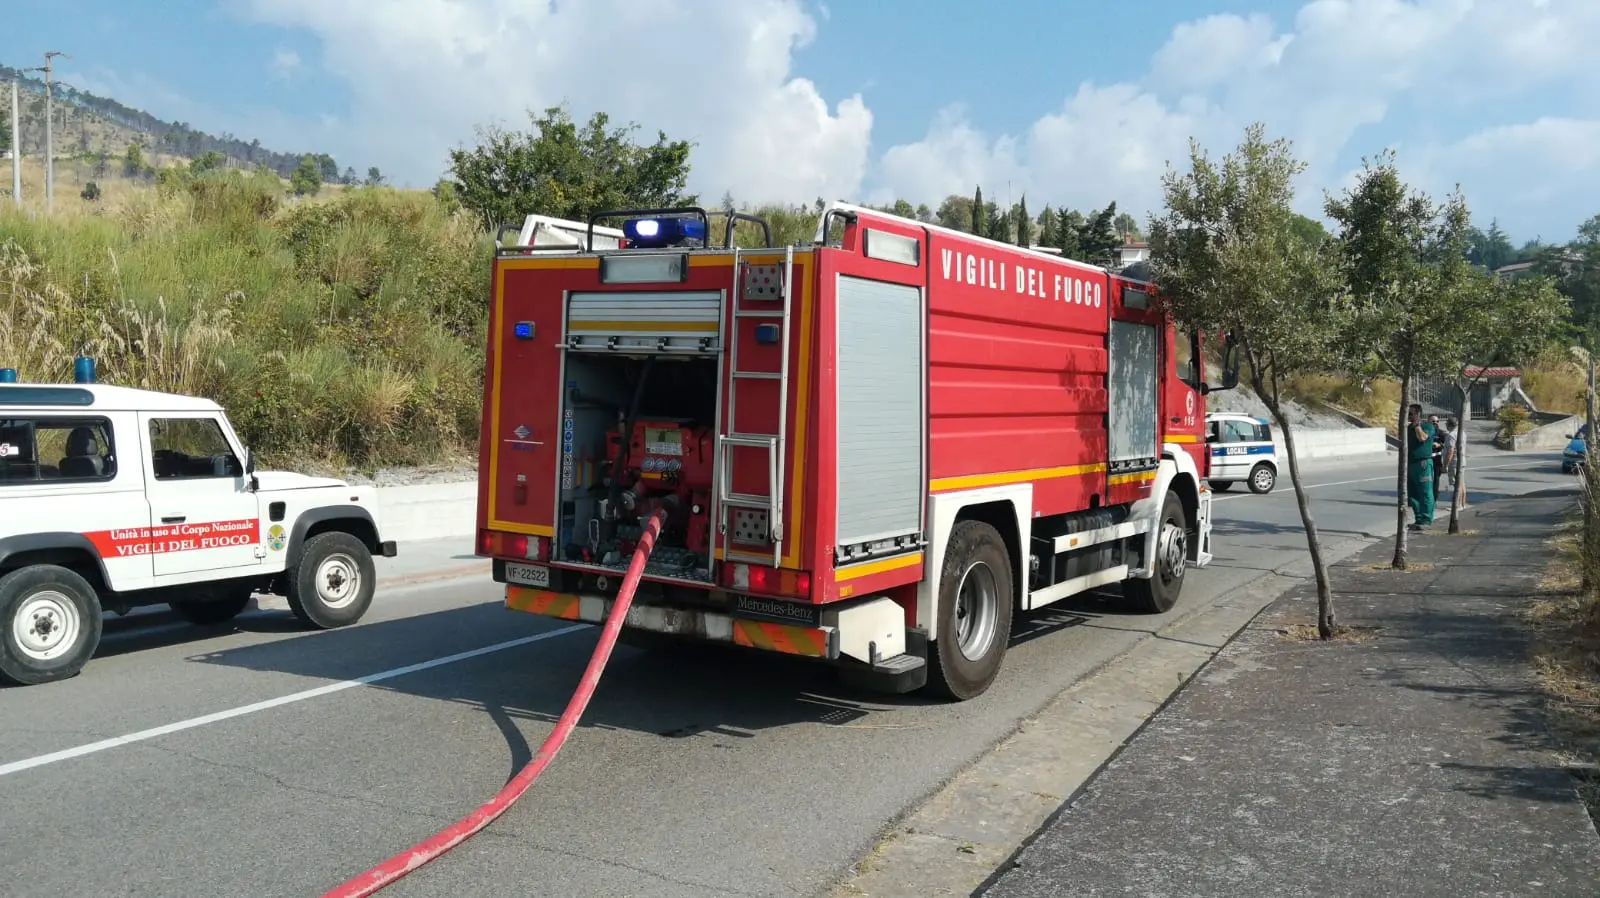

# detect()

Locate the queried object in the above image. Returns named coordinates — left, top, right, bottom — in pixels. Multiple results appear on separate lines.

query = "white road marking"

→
left=0, top=624, right=588, bottom=778
left=1211, top=459, right=1554, bottom=503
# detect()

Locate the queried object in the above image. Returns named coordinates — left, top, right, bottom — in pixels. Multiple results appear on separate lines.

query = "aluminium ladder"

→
left=716, top=245, right=795, bottom=568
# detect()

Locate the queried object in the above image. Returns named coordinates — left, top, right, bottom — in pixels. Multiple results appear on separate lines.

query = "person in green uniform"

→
left=1406, top=403, right=1436, bottom=529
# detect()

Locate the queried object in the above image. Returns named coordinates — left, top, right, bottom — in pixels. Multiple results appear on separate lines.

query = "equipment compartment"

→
left=555, top=353, right=721, bottom=584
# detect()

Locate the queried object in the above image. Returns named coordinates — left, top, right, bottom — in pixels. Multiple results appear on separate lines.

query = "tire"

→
left=1248, top=463, right=1277, bottom=494
left=285, top=531, right=376, bottom=629
left=0, top=565, right=104, bottom=687
left=925, top=519, right=1014, bottom=701
left=1124, top=493, right=1189, bottom=614
left=1210, top=481, right=1234, bottom=492
left=169, top=586, right=254, bottom=626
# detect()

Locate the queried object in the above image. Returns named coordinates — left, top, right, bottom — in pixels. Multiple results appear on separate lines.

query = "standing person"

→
left=1407, top=403, right=1436, bottom=530
left=1437, top=417, right=1458, bottom=498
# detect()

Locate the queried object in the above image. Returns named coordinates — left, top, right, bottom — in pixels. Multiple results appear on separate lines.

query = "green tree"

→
left=1467, top=219, right=1518, bottom=272
left=1288, top=213, right=1331, bottom=248
left=1442, top=272, right=1568, bottom=533
left=1015, top=196, right=1031, bottom=247
left=1147, top=122, right=1349, bottom=639
left=365, top=166, right=385, bottom=187
left=1325, top=150, right=1481, bottom=569
left=447, top=105, right=696, bottom=231
left=1535, top=214, right=1600, bottom=343
left=1038, top=206, right=1058, bottom=249
left=122, top=143, right=147, bottom=179
left=1058, top=208, right=1085, bottom=260
left=935, top=194, right=973, bottom=231
left=971, top=186, right=985, bottom=235
left=190, top=151, right=225, bottom=174
left=985, top=201, right=1010, bottom=242
left=1114, top=210, right=1141, bottom=242
left=1079, top=202, right=1121, bottom=267
left=289, top=154, right=323, bottom=196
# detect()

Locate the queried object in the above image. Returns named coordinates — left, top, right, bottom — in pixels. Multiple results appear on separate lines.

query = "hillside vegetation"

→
left=1, top=165, right=487, bottom=471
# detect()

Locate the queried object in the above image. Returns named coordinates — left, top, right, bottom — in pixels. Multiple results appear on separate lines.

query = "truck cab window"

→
left=1173, top=329, right=1198, bottom=387
left=149, top=417, right=241, bottom=480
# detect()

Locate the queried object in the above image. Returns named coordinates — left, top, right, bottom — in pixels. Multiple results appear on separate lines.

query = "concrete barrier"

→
left=1508, top=413, right=1582, bottom=451
left=370, top=481, right=479, bottom=542
left=1274, top=427, right=1390, bottom=462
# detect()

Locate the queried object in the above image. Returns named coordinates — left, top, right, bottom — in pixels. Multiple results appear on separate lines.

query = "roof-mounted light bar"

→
left=587, top=207, right=711, bottom=252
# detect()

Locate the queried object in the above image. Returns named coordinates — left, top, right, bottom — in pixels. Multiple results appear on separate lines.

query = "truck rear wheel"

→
left=0, top=565, right=103, bottom=686
left=285, top=531, right=375, bottom=629
left=926, top=520, right=1013, bottom=701
left=1124, top=492, right=1188, bottom=614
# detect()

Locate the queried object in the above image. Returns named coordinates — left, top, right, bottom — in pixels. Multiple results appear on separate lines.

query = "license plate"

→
left=504, top=562, right=550, bottom=588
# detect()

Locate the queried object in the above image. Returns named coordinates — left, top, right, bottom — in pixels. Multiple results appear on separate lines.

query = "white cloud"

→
left=238, top=0, right=872, bottom=203
left=874, top=0, right=1600, bottom=240
left=269, top=47, right=302, bottom=82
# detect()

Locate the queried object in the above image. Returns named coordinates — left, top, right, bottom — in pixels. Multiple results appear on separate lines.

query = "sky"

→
left=5, top=0, right=1598, bottom=244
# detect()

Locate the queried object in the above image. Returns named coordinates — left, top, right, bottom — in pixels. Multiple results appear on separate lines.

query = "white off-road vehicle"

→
left=0, top=381, right=397, bottom=686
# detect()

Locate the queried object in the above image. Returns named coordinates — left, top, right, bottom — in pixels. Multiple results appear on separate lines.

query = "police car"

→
left=0, top=378, right=397, bottom=686
left=1205, top=412, right=1279, bottom=494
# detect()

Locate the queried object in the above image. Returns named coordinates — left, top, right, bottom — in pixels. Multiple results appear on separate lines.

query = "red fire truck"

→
left=474, top=202, right=1238, bottom=700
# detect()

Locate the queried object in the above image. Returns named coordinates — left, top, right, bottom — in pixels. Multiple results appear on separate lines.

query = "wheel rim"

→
left=954, top=560, right=1000, bottom=662
left=315, top=553, right=362, bottom=610
left=1254, top=468, right=1273, bottom=490
left=12, top=590, right=81, bottom=662
left=1158, top=522, right=1188, bottom=585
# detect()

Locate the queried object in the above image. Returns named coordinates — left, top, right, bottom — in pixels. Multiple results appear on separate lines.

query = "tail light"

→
left=720, top=562, right=812, bottom=599
left=478, top=529, right=545, bottom=560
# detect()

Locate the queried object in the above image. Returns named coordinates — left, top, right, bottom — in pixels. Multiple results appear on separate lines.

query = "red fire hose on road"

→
left=322, top=508, right=669, bottom=898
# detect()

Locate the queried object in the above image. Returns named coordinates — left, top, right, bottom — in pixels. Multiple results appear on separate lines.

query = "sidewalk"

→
left=978, top=488, right=1600, bottom=897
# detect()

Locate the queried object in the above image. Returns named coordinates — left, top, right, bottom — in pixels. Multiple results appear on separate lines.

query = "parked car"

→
left=1205, top=412, right=1279, bottom=494
left=1562, top=423, right=1588, bottom=474
left=0, top=380, right=397, bottom=686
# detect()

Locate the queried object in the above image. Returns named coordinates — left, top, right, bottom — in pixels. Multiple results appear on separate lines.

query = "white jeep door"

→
left=140, top=413, right=263, bottom=580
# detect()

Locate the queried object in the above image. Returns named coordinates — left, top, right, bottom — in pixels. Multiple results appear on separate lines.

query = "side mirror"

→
left=245, top=448, right=259, bottom=492
left=1219, top=332, right=1241, bottom=390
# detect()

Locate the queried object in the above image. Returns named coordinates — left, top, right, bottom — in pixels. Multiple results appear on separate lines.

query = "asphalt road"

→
left=0, top=448, right=1574, bottom=898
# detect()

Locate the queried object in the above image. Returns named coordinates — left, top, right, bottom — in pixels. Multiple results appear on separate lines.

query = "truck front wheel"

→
left=1124, top=492, right=1188, bottom=614
left=926, top=519, right=1014, bottom=701
left=0, top=565, right=103, bottom=686
left=285, top=531, right=376, bottom=629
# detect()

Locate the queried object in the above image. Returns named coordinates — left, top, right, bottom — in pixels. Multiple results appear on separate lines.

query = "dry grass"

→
left=1527, top=513, right=1600, bottom=821
left=0, top=168, right=490, bottom=469
left=1360, top=561, right=1438, bottom=573
left=1282, top=373, right=1402, bottom=431
left=1522, top=346, right=1588, bottom=416
left=1276, top=623, right=1384, bottom=643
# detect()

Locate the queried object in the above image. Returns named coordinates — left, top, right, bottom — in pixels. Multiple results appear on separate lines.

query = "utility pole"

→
left=42, top=50, right=68, bottom=215
left=9, top=79, right=19, bottom=207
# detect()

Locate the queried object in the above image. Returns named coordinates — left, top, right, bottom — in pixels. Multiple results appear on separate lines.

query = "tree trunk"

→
left=1263, top=392, right=1336, bottom=638
left=1586, top=354, right=1598, bottom=594
left=1448, top=378, right=1471, bottom=534
left=1394, top=371, right=1412, bottom=569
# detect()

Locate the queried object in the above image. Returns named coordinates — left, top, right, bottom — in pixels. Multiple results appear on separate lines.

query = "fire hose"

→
left=321, top=507, right=670, bottom=898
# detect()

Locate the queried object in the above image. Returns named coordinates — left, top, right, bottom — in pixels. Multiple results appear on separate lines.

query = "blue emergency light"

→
left=623, top=215, right=707, bottom=248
